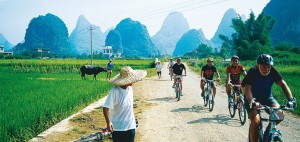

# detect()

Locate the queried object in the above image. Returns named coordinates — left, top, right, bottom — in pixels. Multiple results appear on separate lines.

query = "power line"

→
left=136, top=0, right=212, bottom=19
left=136, top=0, right=208, bottom=18
left=138, top=0, right=228, bottom=20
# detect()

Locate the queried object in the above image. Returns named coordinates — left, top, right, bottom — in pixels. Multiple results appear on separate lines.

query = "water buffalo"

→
left=80, top=65, right=107, bottom=80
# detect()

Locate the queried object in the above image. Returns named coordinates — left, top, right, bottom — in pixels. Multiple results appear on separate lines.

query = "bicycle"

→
left=248, top=104, right=293, bottom=142
left=73, top=128, right=111, bottom=142
left=228, top=84, right=247, bottom=125
left=203, top=80, right=215, bottom=112
left=174, top=75, right=184, bottom=101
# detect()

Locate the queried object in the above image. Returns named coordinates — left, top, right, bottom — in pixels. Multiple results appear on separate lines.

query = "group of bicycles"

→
left=170, top=67, right=294, bottom=142
left=74, top=66, right=294, bottom=142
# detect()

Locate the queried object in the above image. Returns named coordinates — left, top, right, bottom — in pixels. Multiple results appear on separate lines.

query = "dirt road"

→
left=135, top=62, right=300, bottom=142
left=31, top=62, right=300, bottom=142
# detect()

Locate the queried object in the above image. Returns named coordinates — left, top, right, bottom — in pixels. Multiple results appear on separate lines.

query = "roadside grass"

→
left=0, top=59, right=155, bottom=142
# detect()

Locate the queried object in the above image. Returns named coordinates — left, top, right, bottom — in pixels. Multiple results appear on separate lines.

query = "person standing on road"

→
left=226, top=55, right=247, bottom=103
left=106, top=59, right=113, bottom=80
left=172, top=58, right=186, bottom=92
left=155, top=61, right=163, bottom=79
left=103, top=66, right=147, bottom=142
left=242, top=54, right=296, bottom=142
left=200, top=57, right=220, bottom=98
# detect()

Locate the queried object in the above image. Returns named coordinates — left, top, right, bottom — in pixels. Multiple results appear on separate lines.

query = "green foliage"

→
left=223, top=11, right=275, bottom=60
left=183, top=44, right=212, bottom=58
left=115, top=18, right=160, bottom=57
left=263, top=0, right=300, bottom=46
left=22, top=13, right=70, bottom=57
left=105, top=29, right=122, bottom=51
left=0, top=53, right=4, bottom=59
left=274, top=42, right=300, bottom=54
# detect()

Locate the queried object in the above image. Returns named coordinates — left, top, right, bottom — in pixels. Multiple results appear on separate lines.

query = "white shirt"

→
left=155, top=64, right=162, bottom=72
left=103, top=86, right=136, bottom=131
left=168, top=61, right=175, bottom=68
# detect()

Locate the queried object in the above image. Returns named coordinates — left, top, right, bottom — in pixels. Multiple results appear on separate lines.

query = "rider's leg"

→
left=213, top=83, right=217, bottom=97
left=248, top=110, right=260, bottom=142
left=200, top=80, right=205, bottom=96
left=226, top=83, right=232, bottom=103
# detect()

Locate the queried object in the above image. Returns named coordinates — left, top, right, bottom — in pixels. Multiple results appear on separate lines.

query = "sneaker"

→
left=172, top=84, right=175, bottom=88
left=181, top=93, right=183, bottom=96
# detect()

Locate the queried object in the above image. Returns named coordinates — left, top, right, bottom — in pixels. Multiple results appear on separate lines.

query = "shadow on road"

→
left=170, top=107, right=191, bottom=112
left=148, top=97, right=175, bottom=102
left=187, top=114, right=245, bottom=127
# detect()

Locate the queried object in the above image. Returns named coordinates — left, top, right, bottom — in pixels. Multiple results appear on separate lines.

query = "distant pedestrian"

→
left=103, top=66, right=147, bottom=142
left=155, top=61, right=162, bottom=79
left=106, top=59, right=113, bottom=80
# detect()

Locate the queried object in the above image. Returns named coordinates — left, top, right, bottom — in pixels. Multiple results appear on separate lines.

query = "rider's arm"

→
left=244, top=84, right=253, bottom=104
left=103, top=107, right=113, bottom=132
left=242, top=67, right=247, bottom=77
left=277, top=79, right=293, bottom=99
left=226, top=72, right=230, bottom=84
left=200, top=71, right=204, bottom=80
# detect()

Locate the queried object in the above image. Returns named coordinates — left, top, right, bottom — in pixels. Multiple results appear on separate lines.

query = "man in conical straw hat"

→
left=103, top=66, right=147, bottom=142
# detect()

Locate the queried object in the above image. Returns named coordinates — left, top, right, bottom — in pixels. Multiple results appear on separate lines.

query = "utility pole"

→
left=89, top=26, right=95, bottom=65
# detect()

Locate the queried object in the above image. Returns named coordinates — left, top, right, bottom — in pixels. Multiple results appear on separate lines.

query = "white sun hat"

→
left=110, top=66, right=147, bottom=86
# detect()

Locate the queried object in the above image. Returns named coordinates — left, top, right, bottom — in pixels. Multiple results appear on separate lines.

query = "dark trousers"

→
left=112, top=129, right=135, bottom=142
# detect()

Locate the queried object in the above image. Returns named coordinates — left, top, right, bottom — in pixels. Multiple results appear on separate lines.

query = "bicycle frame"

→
left=203, top=80, right=214, bottom=111
left=250, top=105, right=292, bottom=142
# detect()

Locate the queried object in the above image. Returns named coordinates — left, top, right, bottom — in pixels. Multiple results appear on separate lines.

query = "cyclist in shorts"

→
left=172, top=58, right=186, bottom=92
left=200, top=57, right=220, bottom=98
left=167, top=58, right=175, bottom=75
left=242, top=54, right=296, bottom=142
left=226, top=55, right=247, bottom=104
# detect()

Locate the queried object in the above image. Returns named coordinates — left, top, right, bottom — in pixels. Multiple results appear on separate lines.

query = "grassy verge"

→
left=0, top=59, right=155, bottom=142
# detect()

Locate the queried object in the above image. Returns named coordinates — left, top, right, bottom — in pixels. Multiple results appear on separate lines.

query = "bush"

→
left=0, top=53, right=4, bottom=59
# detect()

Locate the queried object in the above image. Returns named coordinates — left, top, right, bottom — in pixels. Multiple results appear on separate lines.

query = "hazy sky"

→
left=0, top=0, right=270, bottom=45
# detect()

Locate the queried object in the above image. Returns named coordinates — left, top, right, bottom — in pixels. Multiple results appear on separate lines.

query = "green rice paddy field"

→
left=0, top=59, right=156, bottom=142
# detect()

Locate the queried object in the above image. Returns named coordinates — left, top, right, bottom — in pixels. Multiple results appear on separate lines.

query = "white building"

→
left=102, top=46, right=113, bottom=58
left=0, top=45, right=13, bottom=56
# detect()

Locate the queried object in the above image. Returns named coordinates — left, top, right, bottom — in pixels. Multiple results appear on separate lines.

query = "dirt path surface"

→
left=135, top=62, right=300, bottom=142
left=30, top=62, right=300, bottom=142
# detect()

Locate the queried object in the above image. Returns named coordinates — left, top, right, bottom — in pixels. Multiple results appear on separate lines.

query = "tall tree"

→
left=225, top=11, right=275, bottom=60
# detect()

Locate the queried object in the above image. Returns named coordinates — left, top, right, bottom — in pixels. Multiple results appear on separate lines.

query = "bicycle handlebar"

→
left=258, top=105, right=294, bottom=111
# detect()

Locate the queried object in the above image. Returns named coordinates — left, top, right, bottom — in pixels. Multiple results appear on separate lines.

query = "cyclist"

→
left=242, top=54, right=296, bottom=142
left=172, top=58, right=186, bottom=92
left=226, top=55, right=247, bottom=104
left=167, top=58, right=175, bottom=76
left=200, top=57, right=220, bottom=98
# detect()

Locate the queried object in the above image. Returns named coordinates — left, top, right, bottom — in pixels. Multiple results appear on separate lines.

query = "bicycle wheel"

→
left=238, top=97, right=247, bottom=125
left=204, top=91, right=208, bottom=107
left=177, top=84, right=181, bottom=101
left=228, top=93, right=236, bottom=118
left=208, top=93, right=214, bottom=112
